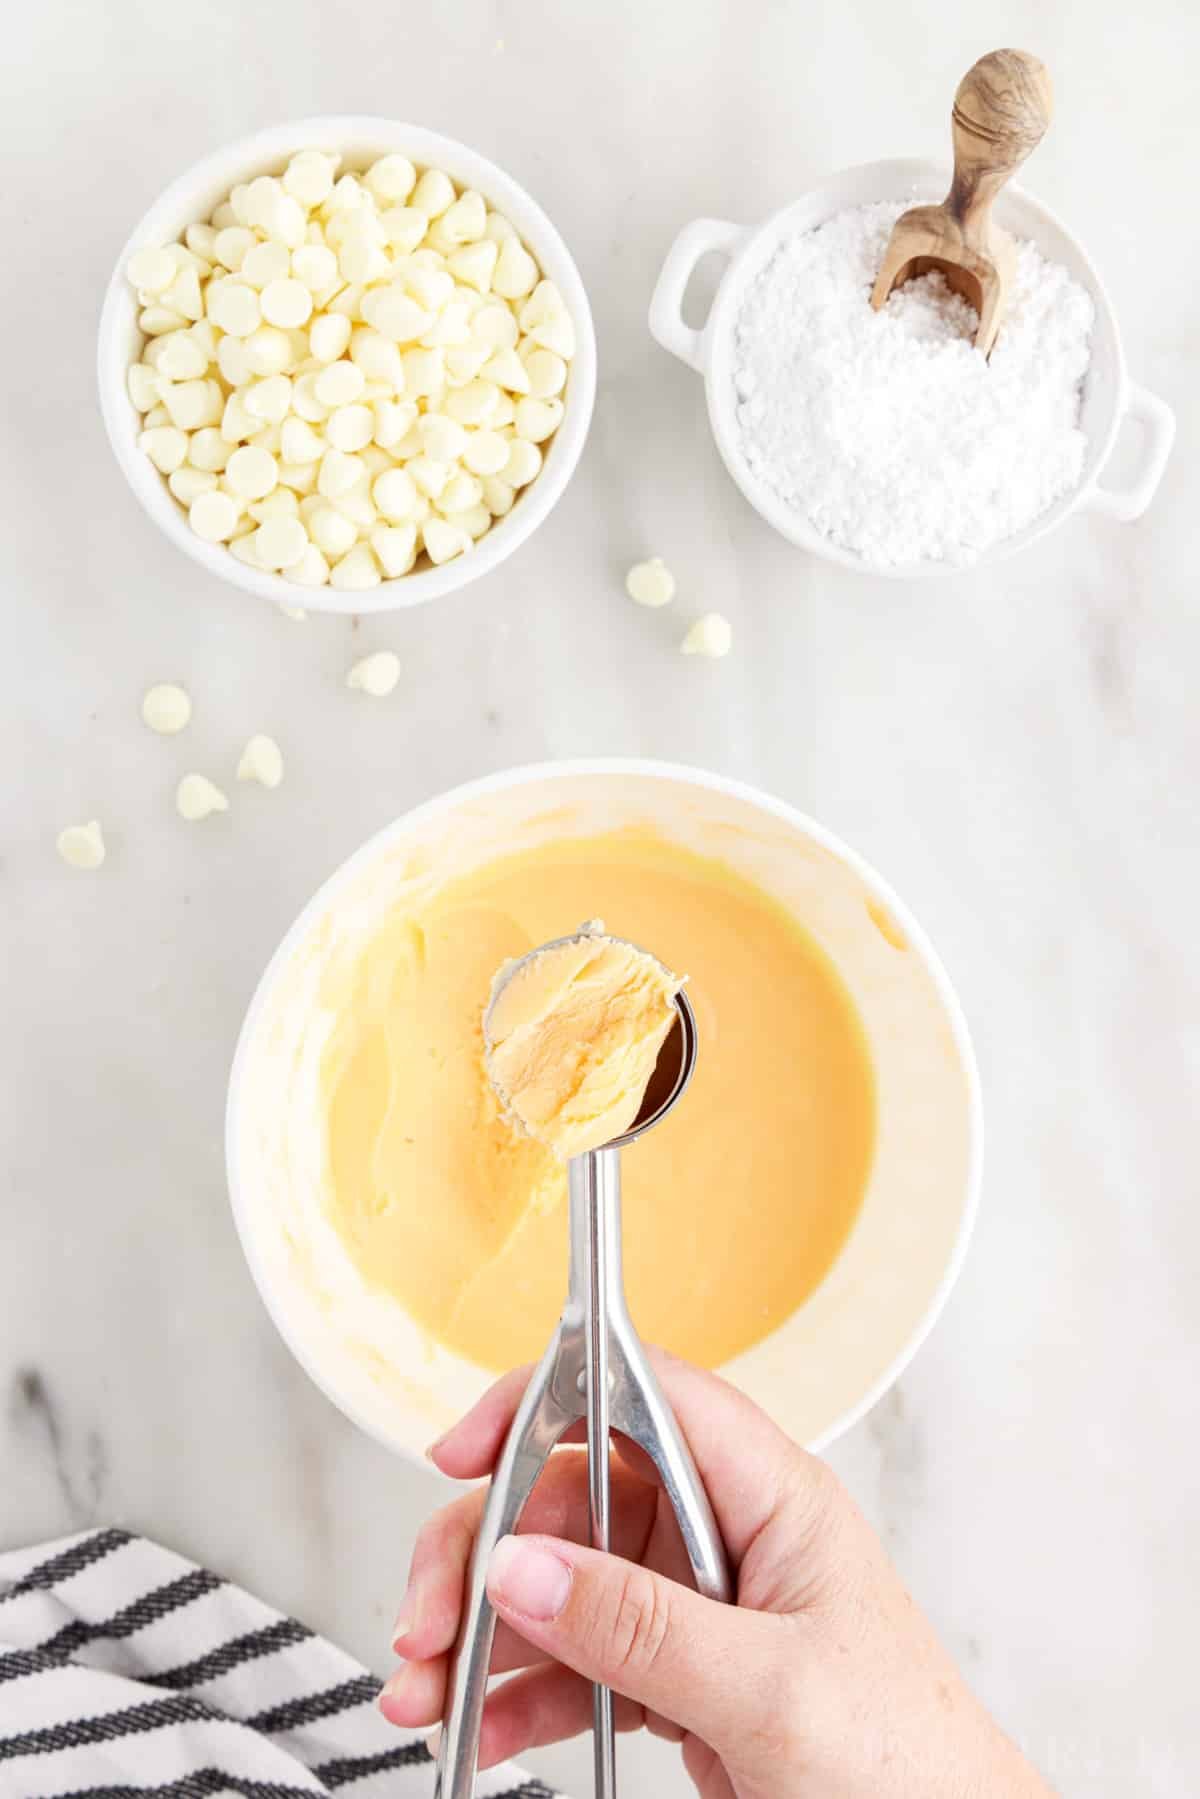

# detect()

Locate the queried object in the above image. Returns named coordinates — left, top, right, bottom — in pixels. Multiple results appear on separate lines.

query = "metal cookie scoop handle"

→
left=871, top=49, right=1054, bottom=356
left=435, top=988, right=731, bottom=1798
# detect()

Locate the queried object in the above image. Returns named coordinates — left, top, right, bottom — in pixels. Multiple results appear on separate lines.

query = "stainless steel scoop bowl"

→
left=436, top=972, right=728, bottom=1799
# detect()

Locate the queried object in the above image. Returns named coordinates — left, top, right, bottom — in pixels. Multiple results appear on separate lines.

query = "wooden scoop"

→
left=870, top=49, right=1053, bottom=356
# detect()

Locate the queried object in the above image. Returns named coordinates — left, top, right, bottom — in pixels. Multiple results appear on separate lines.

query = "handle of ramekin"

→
left=1085, top=383, right=1176, bottom=522
left=649, top=218, right=747, bottom=372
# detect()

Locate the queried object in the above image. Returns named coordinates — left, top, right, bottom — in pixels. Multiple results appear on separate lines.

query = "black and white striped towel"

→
left=0, top=1528, right=558, bottom=1799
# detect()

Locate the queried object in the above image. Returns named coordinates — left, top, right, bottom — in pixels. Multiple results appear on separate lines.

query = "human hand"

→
left=380, top=1353, right=1052, bottom=1799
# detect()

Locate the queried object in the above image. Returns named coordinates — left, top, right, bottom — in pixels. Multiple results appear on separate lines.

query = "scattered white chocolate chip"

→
left=141, top=682, right=192, bottom=735
left=176, top=773, right=229, bottom=820
left=57, top=821, right=106, bottom=870
left=346, top=650, right=401, bottom=697
left=278, top=601, right=308, bottom=620
left=681, top=612, right=733, bottom=659
left=125, top=152, right=578, bottom=584
left=237, top=734, right=284, bottom=788
left=625, top=557, right=676, bottom=609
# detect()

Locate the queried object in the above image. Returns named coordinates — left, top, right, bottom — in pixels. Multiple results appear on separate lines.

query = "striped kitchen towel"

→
left=0, top=1527, right=558, bottom=1799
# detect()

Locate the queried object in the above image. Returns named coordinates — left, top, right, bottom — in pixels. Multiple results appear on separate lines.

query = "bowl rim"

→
left=697, top=155, right=1127, bottom=579
left=225, top=755, right=985, bottom=1462
left=96, top=115, right=597, bottom=615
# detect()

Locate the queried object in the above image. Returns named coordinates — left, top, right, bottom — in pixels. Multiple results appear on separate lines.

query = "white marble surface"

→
left=3, top=3, right=1198, bottom=1793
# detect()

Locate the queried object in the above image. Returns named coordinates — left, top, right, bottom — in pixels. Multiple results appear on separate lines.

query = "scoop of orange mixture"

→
left=484, top=922, right=683, bottom=1159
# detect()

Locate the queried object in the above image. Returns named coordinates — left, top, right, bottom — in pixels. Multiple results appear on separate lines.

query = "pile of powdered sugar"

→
left=731, top=201, right=1095, bottom=568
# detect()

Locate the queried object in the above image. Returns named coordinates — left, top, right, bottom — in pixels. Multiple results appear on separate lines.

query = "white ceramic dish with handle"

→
left=97, top=116, right=597, bottom=615
left=650, top=158, right=1174, bottom=577
left=226, top=759, right=983, bottom=1468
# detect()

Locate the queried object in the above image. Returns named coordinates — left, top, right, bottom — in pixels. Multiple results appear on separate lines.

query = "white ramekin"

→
left=650, top=158, right=1175, bottom=578
left=97, top=117, right=597, bottom=615
left=226, top=759, right=983, bottom=1468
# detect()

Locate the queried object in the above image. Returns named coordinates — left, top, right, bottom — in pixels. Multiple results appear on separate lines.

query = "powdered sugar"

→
left=732, top=201, right=1095, bottom=568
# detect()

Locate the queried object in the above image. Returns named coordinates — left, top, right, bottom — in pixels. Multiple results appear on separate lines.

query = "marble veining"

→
left=2, top=2, right=1198, bottom=1795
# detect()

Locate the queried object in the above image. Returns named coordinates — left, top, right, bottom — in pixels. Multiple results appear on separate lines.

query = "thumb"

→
left=485, top=1532, right=784, bottom=1750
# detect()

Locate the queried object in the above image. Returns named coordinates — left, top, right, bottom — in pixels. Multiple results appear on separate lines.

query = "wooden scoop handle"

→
left=947, top=49, right=1053, bottom=239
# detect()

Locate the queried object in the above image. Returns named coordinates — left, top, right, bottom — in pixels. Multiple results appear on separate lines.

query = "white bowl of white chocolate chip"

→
left=98, top=118, right=596, bottom=612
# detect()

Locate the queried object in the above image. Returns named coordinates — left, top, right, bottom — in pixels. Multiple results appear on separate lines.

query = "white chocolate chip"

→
left=244, top=374, right=293, bottom=423
left=213, top=226, right=255, bottom=271
left=514, top=397, right=563, bottom=443
left=241, top=325, right=293, bottom=377
left=292, top=243, right=339, bottom=291
left=128, top=156, right=575, bottom=584
left=157, top=333, right=209, bottom=380
left=379, top=206, right=429, bottom=254
left=363, top=286, right=433, bottom=344
left=325, top=402, right=374, bottom=452
left=142, top=682, right=192, bottom=734
left=681, top=612, right=733, bottom=658
left=492, top=237, right=538, bottom=301
left=225, top=445, right=278, bottom=500
left=162, top=378, right=223, bottom=431
left=444, top=379, right=499, bottom=426
left=284, top=543, right=330, bottom=589
left=463, top=430, right=510, bottom=476
left=329, top=543, right=381, bottom=590
left=139, top=426, right=189, bottom=474
left=481, top=475, right=515, bottom=516
left=280, top=416, right=326, bottom=464
left=372, top=467, right=419, bottom=521
left=313, top=360, right=366, bottom=407
left=351, top=329, right=405, bottom=387
left=418, top=413, right=468, bottom=462
left=139, top=305, right=186, bottom=336
left=249, top=487, right=298, bottom=523
left=479, top=348, right=530, bottom=393
left=127, top=363, right=162, bottom=412
left=523, top=348, right=567, bottom=399
left=365, top=154, right=417, bottom=204
left=317, top=448, right=364, bottom=499
left=399, top=350, right=444, bottom=404
left=503, top=439, right=542, bottom=487
left=309, top=505, right=358, bottom=557
left=626, top=557, right=676, bottom=609
left=284, top=151, right=336, bottom=208
left=207, top=282, right=262, bottom=337
left=168, top=466, right=218, bottom=505
left=440, top=190, right=487, bottom=244
left=128, top=247, right=176, bottom=293
left=309, top=311, right=353, bottom=364
left=57, top=820, right=106, bottom=870
left=237, top=733, right=284, bottom=788
left=447, top=239, right=498, bottom=294
left=438, top=470, right=483, bottom=514
left=240, top=241, right=291, bottom=289
left=371, top=522, right=418, bottom=577
left=189, top=490, right=241, bottom=542
left=261, top=278, right=313, bottom=329
left=423, top=516, right=471, bottom=564
left=254, top=515, right=308, bottom=570
left=346, top=650, right=400, bottom=696
left=176, top=774, right=229, bottom=820
left=410, top=168, right=455, bottom=218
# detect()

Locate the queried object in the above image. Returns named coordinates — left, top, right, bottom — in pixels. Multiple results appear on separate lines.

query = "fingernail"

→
left=425, top=1726, right=442, bottom=1760
left=425, top=1431, right=449, bottom=1462
left=379, top=1664, right=411, bottom=1707
left=487, top=1535, right=572, bottom=1621
left=392, top=1590, right=421, bottom=1650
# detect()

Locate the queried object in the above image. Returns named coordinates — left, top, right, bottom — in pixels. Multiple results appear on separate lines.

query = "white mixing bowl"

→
left=227, top=760, right=982, bottom=1464
left=650, top=158, right=1174, bottom=577
left=97, top=117, right=596, bottom=615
